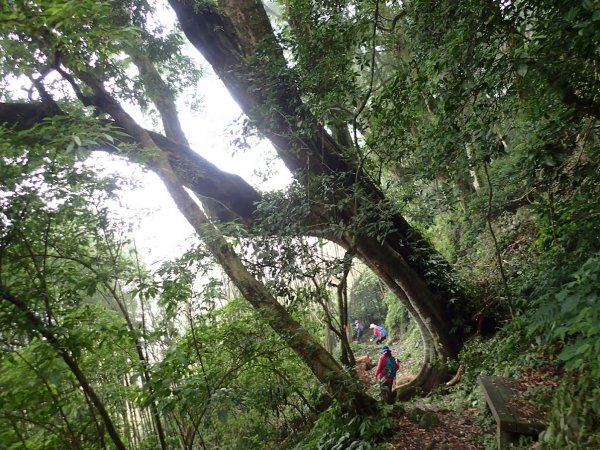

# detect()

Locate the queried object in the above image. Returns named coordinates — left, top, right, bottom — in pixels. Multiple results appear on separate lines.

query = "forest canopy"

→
left=1, top=0, right=599, bottom=448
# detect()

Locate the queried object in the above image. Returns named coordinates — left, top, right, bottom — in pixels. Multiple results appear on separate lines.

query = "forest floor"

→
left=384, top=402, right=484, bottom=450
left=354, top=339, right=557, bottom=449
left=355, top=340, right=489, bottom=449
left=386, top=342, right=486, bottom=449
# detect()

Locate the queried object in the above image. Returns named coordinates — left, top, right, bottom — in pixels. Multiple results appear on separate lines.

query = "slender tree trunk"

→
left=7, top=416, right=29, bottom=449
left=323, top=323, right=336, bottom=353
left=14, top=351, right=82, bottom=449
left=78, top=381, right=108, bottom=450
left=337, top=253, right=355, bottom=367
left=1, top=288, right=127, bottom=450
left=124, top=376, right=140, bottom=449
left=157, top=170, right=378, bottom=413
left=106, top=287, right=168, bottom=450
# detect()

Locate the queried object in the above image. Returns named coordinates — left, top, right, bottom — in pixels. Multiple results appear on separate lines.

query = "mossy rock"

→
left=418, top=411, right=440, bottom=429
left=408, top=407, right=425, bottom=422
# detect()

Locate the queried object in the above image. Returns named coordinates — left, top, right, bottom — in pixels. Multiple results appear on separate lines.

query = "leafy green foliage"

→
left=383, top=290, right=411, bottom=339
left=293, top=401, right=390, bottom=450
left=147, top=293, right=320, bottom=449
left=282, top=0, right=382, bottom=128
left=529, top=256, right=600, bottom=370
left=540, top=361, right=600, bottom=449
left=0, top=342, right=93, bottom=449
left=0, top=120, right=145, bottom=449
left=2, top=0, right=600, bottom=447
left=524, top=254, right=600, bottom=448
left=349, top=269, right=387, bottom=327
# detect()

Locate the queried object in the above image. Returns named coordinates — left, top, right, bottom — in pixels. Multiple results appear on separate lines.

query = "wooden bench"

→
left=478, top=375, right=546, bottom=449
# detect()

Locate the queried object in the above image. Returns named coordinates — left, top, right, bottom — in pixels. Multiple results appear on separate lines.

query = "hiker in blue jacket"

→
left=369, top=323, right=387, bottom=344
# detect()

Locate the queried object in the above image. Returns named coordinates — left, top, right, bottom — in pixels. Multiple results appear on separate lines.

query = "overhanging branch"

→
left=0, top=101, right=261, bottom=224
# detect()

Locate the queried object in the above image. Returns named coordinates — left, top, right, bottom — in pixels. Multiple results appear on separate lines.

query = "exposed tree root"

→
left=446, top=365, right=464, bottom=387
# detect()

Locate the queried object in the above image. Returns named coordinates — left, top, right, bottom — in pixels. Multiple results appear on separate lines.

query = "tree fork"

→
left=61, top=71, right=379, bottom=413
left=167, top=0, right=473, bottom=370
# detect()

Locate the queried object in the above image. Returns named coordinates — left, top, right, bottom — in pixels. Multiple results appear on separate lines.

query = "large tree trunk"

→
left=168, top=0, right=470, bottom=389
left=0, top=95, right=462, bottom=394
left=148, top=160, right=379, bottom=415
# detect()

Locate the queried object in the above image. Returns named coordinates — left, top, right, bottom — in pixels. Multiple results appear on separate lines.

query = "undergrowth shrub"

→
left=527, top=254, right=600, bottom=448
left=292, top=402, right=390, bottom=450
left=540, top=361, right=600, bottom=449
left=528, top=255, right=600, bottom=371
left=459, top=324, right=532, bottom=384
left=383, top=291, right=411, bottom=339
left=393, top=322, right=424, bottom=376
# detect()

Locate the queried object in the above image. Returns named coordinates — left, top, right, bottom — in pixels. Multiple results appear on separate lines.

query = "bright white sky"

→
left=104, top=3, right=292, bottom=265
left=4, top=2, right=292, bottom=267
left=106, top=67, right=292, bottom=266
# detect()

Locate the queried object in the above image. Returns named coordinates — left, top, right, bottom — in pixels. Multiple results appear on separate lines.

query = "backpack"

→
left=382, top=356, right=397, bottom=378
left=377, top=325, right=388, bottom=337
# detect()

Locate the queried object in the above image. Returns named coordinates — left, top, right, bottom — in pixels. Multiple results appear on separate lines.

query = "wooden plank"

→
left=493, top=377, right=545, bottom=435
left=491, top=376, right=520, bottom=433
left=479, top=376, right=517, bottom=450
left=479, top=376, right=516, bottom=430
left=479, top=376, right=546, bottom=435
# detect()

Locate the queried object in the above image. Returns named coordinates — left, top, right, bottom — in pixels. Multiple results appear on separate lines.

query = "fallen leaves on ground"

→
left=353, top=344, right=561, bottom=450
left=385, top=403, right=484, bottom=450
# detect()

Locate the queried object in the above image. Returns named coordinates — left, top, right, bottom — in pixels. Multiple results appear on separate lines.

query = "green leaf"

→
left=217, top=409, right=228, bottom=423
left=517, top=63, right=528, bottom=77
left=561, top=294, right=580, bottom=314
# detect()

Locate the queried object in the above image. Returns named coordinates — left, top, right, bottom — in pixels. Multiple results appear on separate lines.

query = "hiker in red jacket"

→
left=375, top=345, right=399, bottom=404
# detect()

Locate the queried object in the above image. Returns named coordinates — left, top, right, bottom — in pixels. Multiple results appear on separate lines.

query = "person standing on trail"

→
left=375, top=345, right=399, bottom=404
left=354, top=320, right=364, bottom=341
left=369, top=323, right=387, bottom=344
